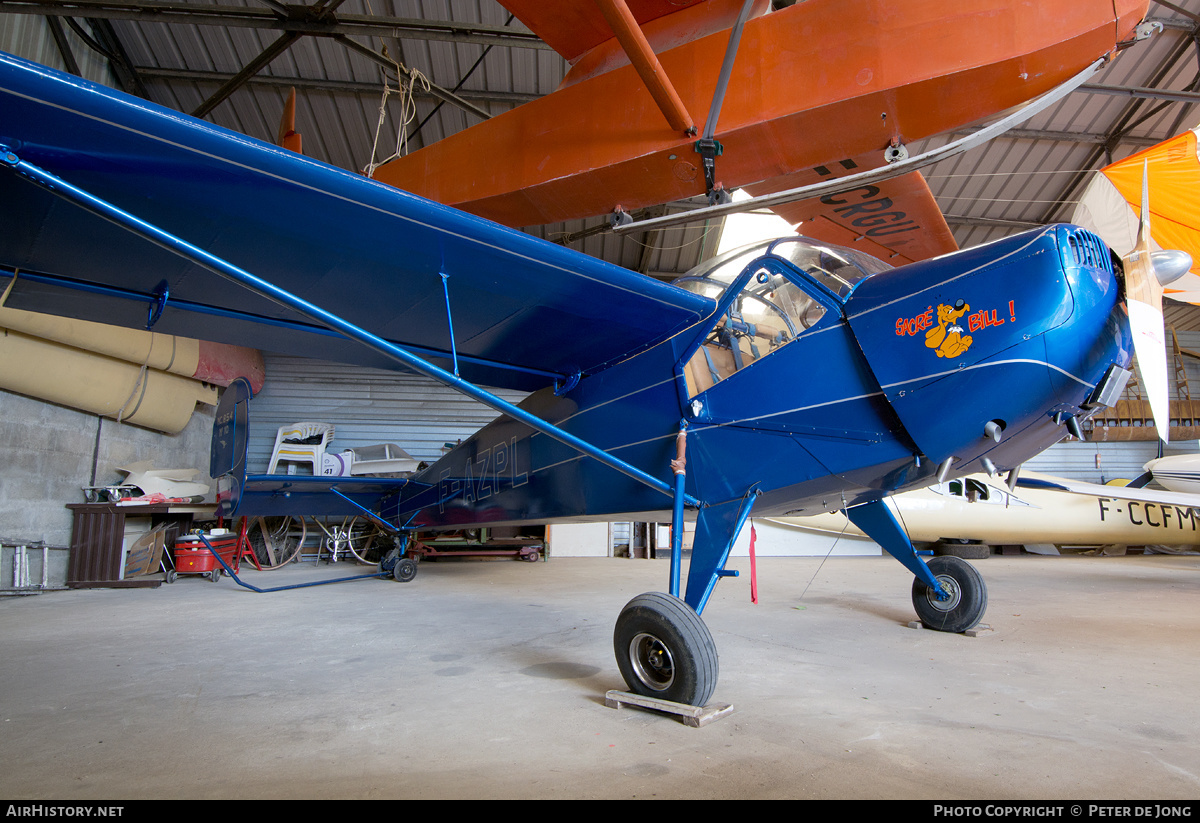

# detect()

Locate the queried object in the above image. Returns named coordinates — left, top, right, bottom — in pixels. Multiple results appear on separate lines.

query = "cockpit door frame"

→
left=673, top=251, right=844, bottom=424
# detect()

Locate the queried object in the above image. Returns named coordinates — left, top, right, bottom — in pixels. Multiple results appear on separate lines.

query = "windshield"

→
left=674, top=237, right=890, bottom=398
left=678, top=236, right=890, bottom=301
left=675, top=236, right=889, bottom=335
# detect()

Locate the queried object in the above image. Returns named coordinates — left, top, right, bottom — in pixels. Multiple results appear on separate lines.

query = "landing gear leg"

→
left=846, top=498, right=988, bottom=633
left=610, top=489, right=756, bottom=706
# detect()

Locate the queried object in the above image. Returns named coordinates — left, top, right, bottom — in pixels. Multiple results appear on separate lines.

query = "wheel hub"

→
left=629, top=632, right=675, bottom=692
left=927, top=574, right=962, bottom=612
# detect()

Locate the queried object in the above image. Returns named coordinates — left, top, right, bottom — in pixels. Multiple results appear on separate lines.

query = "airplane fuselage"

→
left=387, top=226, right=1133, bottom=530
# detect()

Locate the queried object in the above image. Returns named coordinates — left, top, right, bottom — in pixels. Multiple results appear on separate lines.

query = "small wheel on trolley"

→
left=392, top=556, right=418, bottom=583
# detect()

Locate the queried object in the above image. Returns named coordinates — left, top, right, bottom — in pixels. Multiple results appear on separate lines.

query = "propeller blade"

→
left=277, top=88, right=302, bottom=154
left=1123, top=160, right=1170, bottom=443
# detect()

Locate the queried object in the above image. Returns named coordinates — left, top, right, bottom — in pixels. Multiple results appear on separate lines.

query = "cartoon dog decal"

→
left=925, top=299, right=973, bottom=358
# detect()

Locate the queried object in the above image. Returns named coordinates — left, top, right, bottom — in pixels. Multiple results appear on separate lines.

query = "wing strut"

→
left=0, top=147, right=701, bottom=509
left=594, top=0, right=694, bottom=135
left=694, top=0, right=757, bottom=205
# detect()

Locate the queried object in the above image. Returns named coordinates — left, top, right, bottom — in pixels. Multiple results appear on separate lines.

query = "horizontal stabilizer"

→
left=234, top=475, right=421, bottom=519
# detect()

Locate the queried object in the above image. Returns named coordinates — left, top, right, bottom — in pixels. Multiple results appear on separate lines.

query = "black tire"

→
left=934, top=539, right=990, bottom=560
left=613, top=592, right=718, bottom=707
left=912, top=555, right=988, bottom=633
left=392, top=557, right=418, bottom=583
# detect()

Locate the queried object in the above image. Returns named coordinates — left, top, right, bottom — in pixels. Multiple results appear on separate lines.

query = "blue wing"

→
left=0, top=52, right=713, bottom=392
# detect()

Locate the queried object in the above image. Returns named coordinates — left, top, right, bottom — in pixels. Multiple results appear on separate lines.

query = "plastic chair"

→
left=267, top=422, right=335, bottom=475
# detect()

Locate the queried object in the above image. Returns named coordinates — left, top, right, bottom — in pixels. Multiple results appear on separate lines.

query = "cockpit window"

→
left=770, top=238, right=892, bottom=298
left=948, top=478, right=992, bottom=502
left=678, top=236, right=890, bottom=301
left=675, top=236, right=889, bottom=397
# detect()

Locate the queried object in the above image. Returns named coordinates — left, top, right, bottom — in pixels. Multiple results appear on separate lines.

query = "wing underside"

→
left=0, top=53, right=713, bottom=392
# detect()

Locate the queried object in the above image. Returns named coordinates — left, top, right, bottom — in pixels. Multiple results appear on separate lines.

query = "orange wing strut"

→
left=277, top=87, right=302, bottom=154
left=593, top=0, right=695, bottom=135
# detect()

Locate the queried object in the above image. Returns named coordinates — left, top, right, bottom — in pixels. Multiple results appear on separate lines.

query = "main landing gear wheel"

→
left=613, top=591, right=718, bottom=707
left=912, top=555, right=988, bottom=633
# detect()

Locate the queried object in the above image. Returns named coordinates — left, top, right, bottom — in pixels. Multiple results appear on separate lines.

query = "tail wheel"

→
left=392, top=557, right=418, bottom=582
left=912, top=555, right=988, bottom=633
left=613, top=592, right=718, bottom=707
left=245, top=516, right=306, bottom=569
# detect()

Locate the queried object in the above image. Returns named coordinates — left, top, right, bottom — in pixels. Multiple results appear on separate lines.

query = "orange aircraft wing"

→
left=502, top=0, right=956, bottom=266
left=381, top=0, right=1144, bottom=232
left=743, top=170, right=958, bottom=266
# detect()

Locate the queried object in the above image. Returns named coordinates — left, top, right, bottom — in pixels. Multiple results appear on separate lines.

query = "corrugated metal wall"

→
left=0, top=16, right=114, bottom=85
left=245, top=354, right=529, bottom=472
left=1026, top=440, right=1164, bottom=484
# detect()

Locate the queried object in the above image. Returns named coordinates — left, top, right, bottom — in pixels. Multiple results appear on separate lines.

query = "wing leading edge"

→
left=0, top=52, right=713, bottom=392
left=1015, top=473, right=1200, bottom=509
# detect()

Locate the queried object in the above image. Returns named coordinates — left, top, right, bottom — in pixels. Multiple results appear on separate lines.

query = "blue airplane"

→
left=0, top=51, right=1181, bottom=707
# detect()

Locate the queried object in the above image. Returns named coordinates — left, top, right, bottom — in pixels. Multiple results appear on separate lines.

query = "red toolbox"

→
left=174, top=530, right=241, bottom=582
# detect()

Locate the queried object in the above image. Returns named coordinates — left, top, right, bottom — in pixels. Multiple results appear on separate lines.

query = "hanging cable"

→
left=362, top=48, right=430, bottom=178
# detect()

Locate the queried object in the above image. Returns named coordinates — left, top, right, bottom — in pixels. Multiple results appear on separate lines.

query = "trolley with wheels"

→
left=172, top=529, right=242, bottom=583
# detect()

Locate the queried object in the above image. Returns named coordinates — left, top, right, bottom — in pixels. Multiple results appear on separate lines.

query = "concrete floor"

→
left=1, top=551, right=1199, bottom=800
